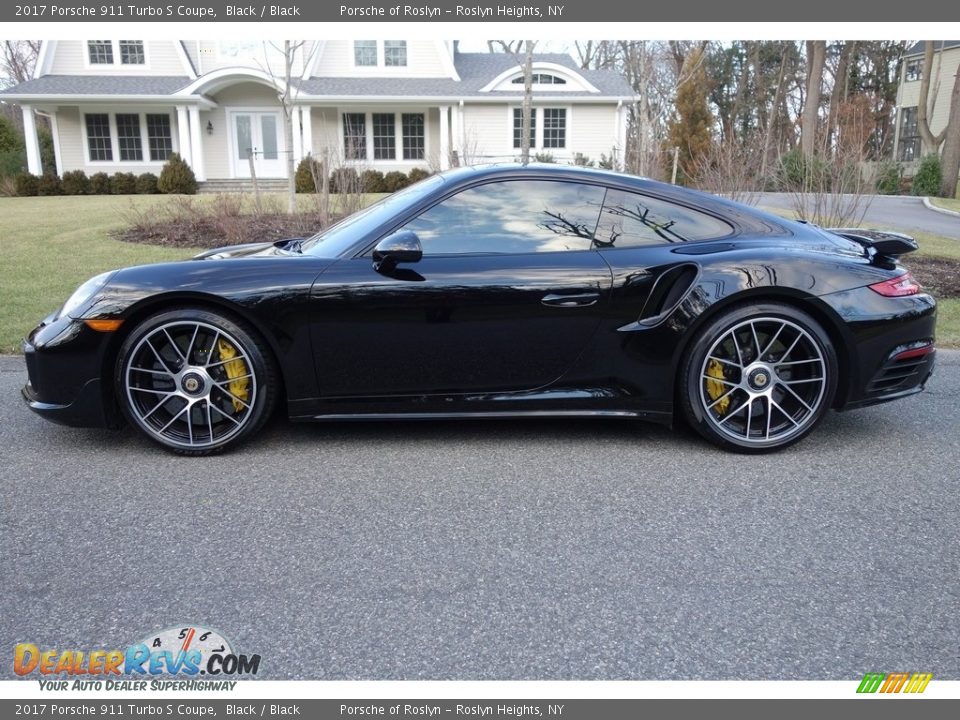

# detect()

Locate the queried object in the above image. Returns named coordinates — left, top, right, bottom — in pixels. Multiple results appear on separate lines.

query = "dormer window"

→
left=384, top=41, right=407, bottom=67
left=511, top=73, right=567, bottom=85
left=119, top=41, right=145, bottom=65
left=88, top=41, right=113, bottom=65
left=354, top=41, right=377, bottom=67
left=353, top=40, right=408, bottom=68
left=87, top=40, right=145, bottom=66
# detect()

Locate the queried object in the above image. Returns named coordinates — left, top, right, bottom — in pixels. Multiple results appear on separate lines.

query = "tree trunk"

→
left=939, top=65, right=960, bottom=198
left=760, top=43, right=790, bottom=179
left=520, top=41, right=534, bottom=164
left=918, top=41, right=949, bottom=154
left=283, top=41, right=296, bottom=215
left=801, top=41, right=826, bottom=156
left=827, top=41, right=855, bottom=154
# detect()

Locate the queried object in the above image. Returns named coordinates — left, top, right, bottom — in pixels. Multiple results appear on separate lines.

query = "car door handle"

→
left=541, top=292, right=600, bottom=308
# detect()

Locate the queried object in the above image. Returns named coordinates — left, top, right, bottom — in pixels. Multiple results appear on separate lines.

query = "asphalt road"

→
left=756, top=192, right=960, bottom=238
left=1, top=353, right=958, bottom=681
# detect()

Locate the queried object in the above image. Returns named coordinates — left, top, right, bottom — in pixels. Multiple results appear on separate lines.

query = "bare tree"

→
left=491, top=39, right=537, bottom=164
left=917, top=41, right=950, bottom=155
left=1, top=41, right=41, bottom=129
left=801, top=41, right=826, bottom=156
left=938, top=67, right=960, bottom=198
left=1, top=40, right=40, bottom=87
left=826, top=41, right=856, bottom=154
left=261, top=41, right=320, bottom=214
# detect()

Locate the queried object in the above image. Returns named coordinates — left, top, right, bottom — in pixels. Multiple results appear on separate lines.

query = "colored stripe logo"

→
left=857, top=672, right=932, bottom=694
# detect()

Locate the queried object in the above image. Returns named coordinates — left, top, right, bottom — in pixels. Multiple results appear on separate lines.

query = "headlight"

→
left=57, top=271, right=115, bottom=320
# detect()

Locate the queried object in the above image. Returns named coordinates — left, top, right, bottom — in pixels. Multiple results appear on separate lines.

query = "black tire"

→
left=679, top=302, right=838, bottom=453
left=115, top=308, right=277, bottom=455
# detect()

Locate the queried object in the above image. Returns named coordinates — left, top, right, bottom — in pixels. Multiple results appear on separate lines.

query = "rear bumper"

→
left=815, top=288, right=936, bottom=410
left=22, top=313, right=118, bottom=429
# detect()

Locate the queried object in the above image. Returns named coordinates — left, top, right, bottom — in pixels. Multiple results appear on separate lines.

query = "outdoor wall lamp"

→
left=206, top=121, right=214, bottom=135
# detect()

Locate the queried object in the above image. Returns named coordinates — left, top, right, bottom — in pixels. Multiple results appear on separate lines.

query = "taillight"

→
left=868, top=273, right=922, bottom=297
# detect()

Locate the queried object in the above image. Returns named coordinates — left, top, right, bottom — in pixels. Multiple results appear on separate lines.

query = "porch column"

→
left=451, top=103, right=462, bottom=163
left=301, top=107, right=314, bottom=157
left=616, top=102, right=628, bottom=171
left=175, top=105, right=192, bottom=166
left=188, top=105, right=205, bottom=181
left=21, top=105, right=42, bottom=175
left=291, top=107, right=303, bottom=164
left=47, top=111, right=63, bottom=176
left=438, top=105, right=450, bottom=170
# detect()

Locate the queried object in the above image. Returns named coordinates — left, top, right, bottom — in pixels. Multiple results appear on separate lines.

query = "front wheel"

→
left=116, top=308, right=277, bottom=455
left=679, top=303, right=838, bottom=453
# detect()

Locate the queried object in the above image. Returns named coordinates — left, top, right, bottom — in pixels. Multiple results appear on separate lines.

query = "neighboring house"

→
left=0, top=40, right=633, bottom=185
left=893, top=40, right=960, bottom=165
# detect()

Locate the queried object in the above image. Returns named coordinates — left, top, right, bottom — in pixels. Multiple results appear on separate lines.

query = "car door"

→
left=308, top=179, right=613, bottom=397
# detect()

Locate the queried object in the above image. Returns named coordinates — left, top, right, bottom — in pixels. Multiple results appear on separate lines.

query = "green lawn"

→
left=1, top=195, right=192, bottom=353
left=929, top=197, right=960, bottom=213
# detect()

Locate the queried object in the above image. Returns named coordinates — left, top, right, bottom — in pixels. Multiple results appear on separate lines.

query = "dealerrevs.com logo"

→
left=14, top=625, right=261, bottom=691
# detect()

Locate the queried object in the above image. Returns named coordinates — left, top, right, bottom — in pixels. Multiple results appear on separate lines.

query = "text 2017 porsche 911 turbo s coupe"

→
left=22, top=165, right=936, bottom=454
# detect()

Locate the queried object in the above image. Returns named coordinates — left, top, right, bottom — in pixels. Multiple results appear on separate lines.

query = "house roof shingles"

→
left=0, top=75, right=192, bottom=96
left=1, top=52, right=633, bottom=100
left=905, top=40, right=960, bottom=57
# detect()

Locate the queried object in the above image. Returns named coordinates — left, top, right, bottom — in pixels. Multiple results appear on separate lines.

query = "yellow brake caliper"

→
left=217, top=338, right=249, bottom=413
left=705, top=358, right=730, bottom=415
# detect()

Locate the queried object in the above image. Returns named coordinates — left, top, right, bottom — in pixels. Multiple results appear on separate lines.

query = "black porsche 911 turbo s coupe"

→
left=23, top=164, right=936, bottom=454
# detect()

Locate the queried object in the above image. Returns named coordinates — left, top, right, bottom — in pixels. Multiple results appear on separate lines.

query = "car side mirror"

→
left=373, top=231, right=422, bottom=273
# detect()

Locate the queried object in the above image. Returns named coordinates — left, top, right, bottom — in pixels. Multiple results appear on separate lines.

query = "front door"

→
left=308, top=179, right=615, bottom=398
left=232, top=112, right=285, bottom=178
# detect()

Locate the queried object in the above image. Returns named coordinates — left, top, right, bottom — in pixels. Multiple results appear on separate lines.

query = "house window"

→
left=402, top=114, right=425, bottom=160
left=543, top=108, right=566, bottom=149
left=119, top=40, right=146, bottom=65
left=898, top=106, right=921, bottom=162
left=511, top=73, right=567, bottom=85
left=85, top=114, right=113, bottom=161
left=343, top=113, right=367, bottom=160
left=116, top=114, right=143, bottom=161
left=905, top=59, right=923, bottom=82
left=512, top=108, right=536, bottom=149
left=384, top=41, right=407, bottom=67
left=354, top=41, right=377, bottom=67
left=372, top=113, right=396, bottom=160
left=88, top=41, right=114, bottom=65
left=146, top=114, right=173, bottom=161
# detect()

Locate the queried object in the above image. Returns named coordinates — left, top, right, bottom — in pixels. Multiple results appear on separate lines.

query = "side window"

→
left=595, top=189, right=733, bottom=247
left=401, top=180, right=605, bottom=255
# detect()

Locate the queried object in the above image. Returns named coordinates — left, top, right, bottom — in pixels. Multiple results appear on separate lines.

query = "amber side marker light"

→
left=83, top=319, right=124, bottom=332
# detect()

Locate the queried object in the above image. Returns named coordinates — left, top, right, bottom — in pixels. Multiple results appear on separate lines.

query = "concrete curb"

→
left=922, top=196, right=960, bottom=218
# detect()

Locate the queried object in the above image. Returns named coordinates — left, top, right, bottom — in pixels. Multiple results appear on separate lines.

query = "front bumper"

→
left=22, top=312, right=119, bottom=429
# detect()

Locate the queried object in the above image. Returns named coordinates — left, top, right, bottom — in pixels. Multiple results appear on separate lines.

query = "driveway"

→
left=1, top=353, right=958, bottom=680
left=756, top=192, right=960, bottom=238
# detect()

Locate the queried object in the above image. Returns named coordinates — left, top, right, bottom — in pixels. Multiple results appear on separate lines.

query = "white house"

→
left=893, top=40, right=960, bottom=164
left=1, top=40, right=634, bottom=185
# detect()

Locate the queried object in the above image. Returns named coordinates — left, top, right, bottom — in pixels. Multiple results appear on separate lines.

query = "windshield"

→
left=302, top=174, right=448, bottom=257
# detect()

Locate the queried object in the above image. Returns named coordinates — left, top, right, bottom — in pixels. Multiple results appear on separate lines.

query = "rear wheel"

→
left=680, top=303, right=838, bottom=452
left=116, top=308, right=276, bottom=455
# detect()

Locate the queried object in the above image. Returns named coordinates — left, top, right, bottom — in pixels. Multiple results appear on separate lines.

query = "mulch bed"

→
left=905, top=256, right=960, bottom=298
left=114, top=213, right=343, bottom=249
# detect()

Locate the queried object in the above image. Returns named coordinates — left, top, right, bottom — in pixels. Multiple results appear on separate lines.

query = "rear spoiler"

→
left=827, top=228, right=919, bottom=262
